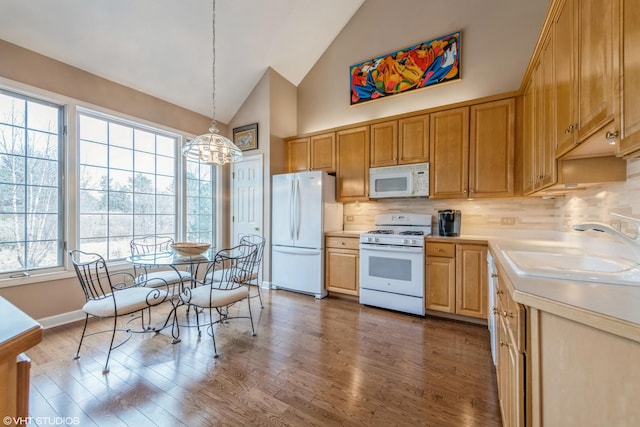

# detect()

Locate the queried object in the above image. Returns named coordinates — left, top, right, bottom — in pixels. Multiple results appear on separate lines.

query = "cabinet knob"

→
left=496, top=289, right=504, bottom=295
left=491, top=273, right=498, bottom=278
left=500, top=341, right=509, bottom=347
left=341, top=241, right=345, bottom=245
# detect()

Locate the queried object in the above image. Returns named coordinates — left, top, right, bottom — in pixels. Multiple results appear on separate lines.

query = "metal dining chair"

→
left=130, top=235, right=192, bottom=291
left=69, top=250, right=171, bottom=373
left=180, top=244, right=258, bottom=358
left=204, top=234, right=266, bottom=308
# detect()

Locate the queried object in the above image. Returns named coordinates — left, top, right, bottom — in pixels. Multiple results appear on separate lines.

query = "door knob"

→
left=254, top=227, right=259, bottom=231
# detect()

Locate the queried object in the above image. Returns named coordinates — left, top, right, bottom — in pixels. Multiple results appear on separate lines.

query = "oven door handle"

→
left=359, top=244, right=424, bottom=254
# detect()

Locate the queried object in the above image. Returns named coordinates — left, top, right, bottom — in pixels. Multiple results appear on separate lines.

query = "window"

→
left=0, top=90, right=64, bottom=276
left=185, top=157, right=215, bottom=244
left=78, top=112, right=178, bottom=260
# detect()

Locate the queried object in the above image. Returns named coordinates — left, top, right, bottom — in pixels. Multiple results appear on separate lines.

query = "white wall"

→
left=297, top=0, right=550, bottom=134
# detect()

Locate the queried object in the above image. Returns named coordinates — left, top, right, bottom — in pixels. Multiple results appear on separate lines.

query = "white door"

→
left=231, top=154, right=263, bottom=246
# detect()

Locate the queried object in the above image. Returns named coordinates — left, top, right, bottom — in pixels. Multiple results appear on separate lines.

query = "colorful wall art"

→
left=350, top=31, right=461, bottom=105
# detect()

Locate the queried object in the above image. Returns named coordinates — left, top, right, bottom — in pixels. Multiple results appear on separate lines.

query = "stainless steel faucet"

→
left=573, top=213, right=640, bottom=263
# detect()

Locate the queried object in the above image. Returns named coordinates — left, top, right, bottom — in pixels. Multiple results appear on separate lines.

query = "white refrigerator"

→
left=271, top=171, right=343, bottom=298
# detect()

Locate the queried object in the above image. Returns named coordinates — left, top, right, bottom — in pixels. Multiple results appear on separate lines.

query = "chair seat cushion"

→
left=138, top=270, right=191, bottom=286
left=184, top=284, right=249, bottom=308
left=83, top=287, right=168, bottom=318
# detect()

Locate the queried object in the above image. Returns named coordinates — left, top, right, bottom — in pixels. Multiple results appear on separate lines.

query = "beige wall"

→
left=296, top=0, right=550, bottom=134
left=227, top=68, right=297, bottom=282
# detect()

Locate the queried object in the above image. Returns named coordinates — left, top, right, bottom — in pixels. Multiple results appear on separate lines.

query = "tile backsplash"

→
left=343, top=158, right=640, bottom=234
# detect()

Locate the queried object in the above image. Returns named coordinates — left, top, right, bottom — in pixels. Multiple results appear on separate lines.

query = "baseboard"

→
left=261, top=281, right=272, bottom=289
left=37, top=309, right=85, bottom=329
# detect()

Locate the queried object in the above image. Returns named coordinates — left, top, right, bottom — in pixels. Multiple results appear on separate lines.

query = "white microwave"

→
left=369, top=162, right=429, bottom=198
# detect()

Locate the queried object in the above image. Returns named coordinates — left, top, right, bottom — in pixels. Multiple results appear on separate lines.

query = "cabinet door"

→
left=425, top=256, right=456, bottom=313
left=619, top=0, right=640, bottom=155
left=455, top=244, right=488, bottom=319
left=576, top=0, right=617, bottom=142
left=398, top=114, right=429, bottom=165
left=429, top=107, right=469, bottom=199
left=469, top=98, right=515, bottom=198
left=554, top=0, right=578, bottom=157
left=286, top=137, right=309, bottom=172
left=310, top=132, right=336, bottom=172
left=336, top=126, right=370, bottom=202
left=326, top=248, right=359, bottom=296
left=370, top=120, right=398, bottom=167
left=522, top=81, right=536, bottom=195
left=532, top=35, right=556, bottom=191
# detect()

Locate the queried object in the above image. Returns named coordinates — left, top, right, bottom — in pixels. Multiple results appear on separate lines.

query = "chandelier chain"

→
left=211, top=0, right=217, bottom=129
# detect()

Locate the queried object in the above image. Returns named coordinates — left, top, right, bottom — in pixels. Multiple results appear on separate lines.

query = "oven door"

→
left=359, top=244, right=424, bottom=297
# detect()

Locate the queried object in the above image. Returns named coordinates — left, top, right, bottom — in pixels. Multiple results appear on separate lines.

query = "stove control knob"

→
left=374, top=237, right=379, bottom=243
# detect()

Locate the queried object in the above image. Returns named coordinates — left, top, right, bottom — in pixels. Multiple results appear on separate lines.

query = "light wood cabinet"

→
left=336, top=126, right=370, bottom=202
left=469, top=99, right=515, bottom=198
left=285, top=137, right=310, bottom=172
left=493, top=261, right=526, bottom=427
left=285, top=132, right=336, bottom=173
left=425, top=243, right=456, bottom=313
left=425, top=242, right=487, bottom=320
left=619, top=0, right=640, bottom=156
left=398, top=114, right=429, bottom=165
left=370, top=120, right=398, bottom=167
left=370, top=114, right=429, bottom=167
left=430, top=100, right=515, bottom=199
left=554, top=0, right=577, bottom=157
left=456, top=244, right=488, bottom=318
left=522, top=81, right=536, bottom=195
left=325, top=236, right=359, bottom=296
left=429, top=107, right=470, bottom=199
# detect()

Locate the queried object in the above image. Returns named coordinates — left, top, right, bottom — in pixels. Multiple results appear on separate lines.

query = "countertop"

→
left=489, top=236, right=640, bottom=343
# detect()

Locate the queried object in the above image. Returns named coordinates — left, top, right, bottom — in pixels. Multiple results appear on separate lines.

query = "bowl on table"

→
left=170, top=242, right=210, bottom=257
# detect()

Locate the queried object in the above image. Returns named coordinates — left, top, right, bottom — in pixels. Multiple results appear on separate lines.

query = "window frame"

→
left=0, top=78, right=219, bottom=287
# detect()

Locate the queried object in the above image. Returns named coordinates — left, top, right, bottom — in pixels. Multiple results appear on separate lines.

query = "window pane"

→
left=0, top=90, right=62, bottom=275
left=80, top=115, right=107, bottom=143
left=79, top=140, right=108, bottom=167
left=185, top=158, right=214, bottom=244
left=78, top=112, right=178, bottom=260
left=156, top=135, right=174, bottom=156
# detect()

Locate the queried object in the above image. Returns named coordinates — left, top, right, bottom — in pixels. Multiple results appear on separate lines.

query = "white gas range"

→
left=359, top=213, right=432, bottom=316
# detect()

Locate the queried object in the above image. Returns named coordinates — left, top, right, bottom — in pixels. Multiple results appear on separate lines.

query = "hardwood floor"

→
left=26, top=289, right=502, bottom=427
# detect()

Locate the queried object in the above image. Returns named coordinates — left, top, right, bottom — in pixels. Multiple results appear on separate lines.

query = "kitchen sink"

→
left=501, top=249, right=640, bottom=287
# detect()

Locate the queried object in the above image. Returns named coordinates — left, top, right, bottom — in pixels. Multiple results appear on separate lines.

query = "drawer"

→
left=426, top=242, right=455, bottom=258
left=326, top=236, right=360, bottom=250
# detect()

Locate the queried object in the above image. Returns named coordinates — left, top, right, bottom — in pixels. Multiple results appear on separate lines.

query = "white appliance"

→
left=369, top=162, right=429, bottom=199
left=271, top=171, right=343, bottom=299
left=487, top=251, right=498, bottom=365
left=359, top=213, right=432, bottom=315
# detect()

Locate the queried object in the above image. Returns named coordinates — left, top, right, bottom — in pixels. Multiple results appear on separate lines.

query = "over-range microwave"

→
left=369, top=162, right=429, bottom=198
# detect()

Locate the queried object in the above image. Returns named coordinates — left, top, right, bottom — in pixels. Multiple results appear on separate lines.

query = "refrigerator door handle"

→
left=289, top=178, right=295, bottom=240
left=296, top=178, right=301, bottom=240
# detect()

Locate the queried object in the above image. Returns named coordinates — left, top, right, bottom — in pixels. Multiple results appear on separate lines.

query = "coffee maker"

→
left=438, top=209, right=461, bottom=236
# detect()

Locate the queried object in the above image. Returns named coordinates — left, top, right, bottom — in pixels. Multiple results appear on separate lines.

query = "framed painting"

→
left=233, top=123, right=258, bottom=151
left=350, top=31, right=461, bottom=105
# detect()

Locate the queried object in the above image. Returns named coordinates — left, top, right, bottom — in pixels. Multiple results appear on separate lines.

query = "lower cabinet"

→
left=325, top=236, right=359, bottom=296
left=425, top=242, right=488, bottom=319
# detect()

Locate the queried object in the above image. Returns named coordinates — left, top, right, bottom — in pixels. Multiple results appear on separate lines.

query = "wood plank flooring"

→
left=26, top=289, right=502, bottom=427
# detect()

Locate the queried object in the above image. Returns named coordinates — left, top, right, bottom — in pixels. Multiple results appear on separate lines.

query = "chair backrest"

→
left=239, top=234, right=265, bottom=280
left=206, top=244, right=258, bottom=290
left=130, top=235, right=174, bottom=277
left=69, top=250, right=114, bottom=302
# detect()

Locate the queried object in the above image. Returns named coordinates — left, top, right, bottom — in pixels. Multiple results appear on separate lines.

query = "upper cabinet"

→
left=398, top=114, right=430, bottom=165
left=285, top=132, right=336, bottom=173
left=430, top=107, right=470, bottom=199
left=619, top=0, right=640, bottom=156
left=430, top=99, right=515, bottom=199
left=369, top=114, right=429, bottom=167
left=469, top=98, right=516, bottom=198
left=547, top=0, right=620, bottom=159
left=336, top=126, right=370, bottom=202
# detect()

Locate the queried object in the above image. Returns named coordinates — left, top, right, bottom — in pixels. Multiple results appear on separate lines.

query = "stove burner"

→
left=367, top=229, right=394, bottom=234
left=399, top=230, right=425, bottom=236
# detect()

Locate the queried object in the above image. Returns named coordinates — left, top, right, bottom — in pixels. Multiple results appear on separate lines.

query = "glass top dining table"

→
left=126, top=247, right=219, bottom=267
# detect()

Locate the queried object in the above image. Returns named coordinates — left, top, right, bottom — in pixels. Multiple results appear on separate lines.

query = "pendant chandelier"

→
left=181, top=0, right=242, bottom=165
